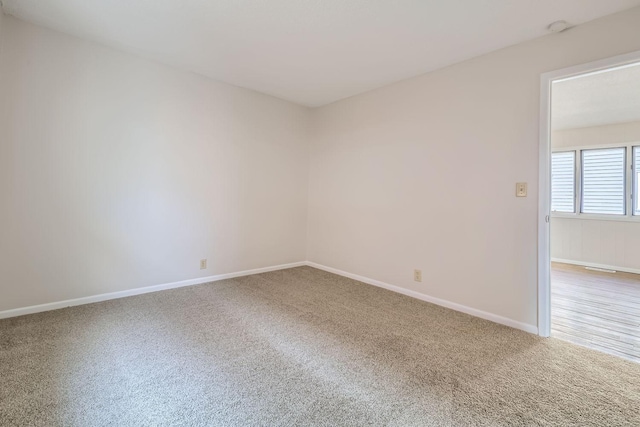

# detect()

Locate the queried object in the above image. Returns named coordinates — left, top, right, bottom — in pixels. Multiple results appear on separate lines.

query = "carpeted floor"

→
left=1, top=266, right=639, bottom=426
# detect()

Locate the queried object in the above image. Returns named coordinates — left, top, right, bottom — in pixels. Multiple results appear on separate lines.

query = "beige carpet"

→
left=1, top=266, right=639, bottom=426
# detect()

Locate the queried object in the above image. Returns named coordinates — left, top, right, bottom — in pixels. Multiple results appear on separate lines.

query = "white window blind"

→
left=551, top=151, right=575, bottom=213
left=581, top=147, right=626, bottom=215
left=635, top=146, right=640, bottom=215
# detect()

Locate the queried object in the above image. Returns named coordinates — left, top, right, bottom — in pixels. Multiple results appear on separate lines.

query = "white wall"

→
left=4, top=7, right=640, bottom=329
left=553, top=121, right=640, bottom=149
left=308, top=7, right=640, bottom=330
left=551, top=121, right=640, bottom=272
left=0, top=16, right=310, bottom=312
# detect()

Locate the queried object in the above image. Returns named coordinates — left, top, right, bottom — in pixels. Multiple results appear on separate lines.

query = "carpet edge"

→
left=0, top=261, right=307, bottom=319
left=305, top=261, right=539, bottom=335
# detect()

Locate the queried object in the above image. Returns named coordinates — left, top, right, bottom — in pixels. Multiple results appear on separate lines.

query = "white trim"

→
left=551, top=258, right=640, bottom=276
left=0, top=261, right=306, bottom=320
left=306, top=262, right=538, bottom=335
left=539, top=68, right=552, bottom=338
left=539, top=49, right=640, bottom=339
left=2, top=259, right=540, bottom=335
left=551, top=212, right=640, bottom=223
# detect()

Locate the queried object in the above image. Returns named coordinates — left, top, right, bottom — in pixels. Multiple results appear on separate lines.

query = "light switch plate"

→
left=516, top=182, right=527, bottom=197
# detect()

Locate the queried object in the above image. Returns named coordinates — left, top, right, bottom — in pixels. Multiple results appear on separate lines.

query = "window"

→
left=581, top=147, right=626, bottom=215
left=635, top=146, right=640, bottom=215
left=551, top=144, right=640, bottom=219
left=551, top=151, right=575, bottom=213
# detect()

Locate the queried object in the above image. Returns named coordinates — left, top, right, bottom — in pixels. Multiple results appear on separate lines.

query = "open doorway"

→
left=539, top=52, right=640, bottom=362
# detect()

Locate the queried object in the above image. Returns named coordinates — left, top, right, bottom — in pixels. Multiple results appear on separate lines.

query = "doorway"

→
left=539, top=51, right=640, bottom=362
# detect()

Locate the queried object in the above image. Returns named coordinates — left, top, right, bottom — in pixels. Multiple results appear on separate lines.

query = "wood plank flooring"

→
left=551, top=262, right=640, bottom=363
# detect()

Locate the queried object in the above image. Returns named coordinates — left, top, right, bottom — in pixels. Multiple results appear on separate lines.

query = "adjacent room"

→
left=550, top=63, right=640, bottom=362
left=1, top=1, right=640, bottom=425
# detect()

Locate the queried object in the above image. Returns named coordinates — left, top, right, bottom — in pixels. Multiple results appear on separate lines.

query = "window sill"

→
left=551, top=213, right=640, bottom=223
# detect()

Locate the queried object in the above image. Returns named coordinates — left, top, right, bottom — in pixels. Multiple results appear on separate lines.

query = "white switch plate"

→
left=200, top=259, right=207, bottom=269
left=516, top=182, right=527, bottom=197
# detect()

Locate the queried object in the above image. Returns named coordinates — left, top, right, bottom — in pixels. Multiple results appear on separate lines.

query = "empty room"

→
left=549, top=63, right=640, bottom=362
left=1, top=1, right=640, bottom=426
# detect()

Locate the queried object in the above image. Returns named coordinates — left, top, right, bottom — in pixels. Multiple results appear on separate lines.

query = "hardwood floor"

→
left=551, top=262, right=640, bottom=363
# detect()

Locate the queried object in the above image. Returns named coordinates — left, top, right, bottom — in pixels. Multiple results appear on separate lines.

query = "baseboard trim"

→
left=1, top=260, right=539, bottom=335
left=551, top=258, right=640, bottom=275
left=0, top=261, right=306, bottom=320
left=305, top=261, right=538, bottom=335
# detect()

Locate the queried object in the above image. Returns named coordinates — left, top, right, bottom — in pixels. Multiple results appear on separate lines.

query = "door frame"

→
left=538, top=49, right=640, bottom=337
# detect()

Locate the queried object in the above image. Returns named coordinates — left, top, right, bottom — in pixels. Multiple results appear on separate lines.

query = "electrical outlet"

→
left=414, top=269, right=422, bottom=282
left=200, top=259, right=207, bottom=270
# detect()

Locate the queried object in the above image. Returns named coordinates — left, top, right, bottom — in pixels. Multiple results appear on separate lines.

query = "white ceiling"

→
left=552, top=62, right=640, bottom=130
left=3, top=0, right=640, bottom=107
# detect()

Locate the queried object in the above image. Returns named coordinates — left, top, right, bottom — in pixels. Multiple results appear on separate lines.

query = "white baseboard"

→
left=0, top=261, right=306, bottom=320
left=1, top=260, right=539, bottom=336
left=551, top=258, right=640, bottom=275
left=305, top=261, right=538, bottom=335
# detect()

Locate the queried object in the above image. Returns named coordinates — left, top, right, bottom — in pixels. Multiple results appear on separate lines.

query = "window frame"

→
left=551, top=141, right=640, bottom=222
left=634, top=146, right=640, bottom=216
